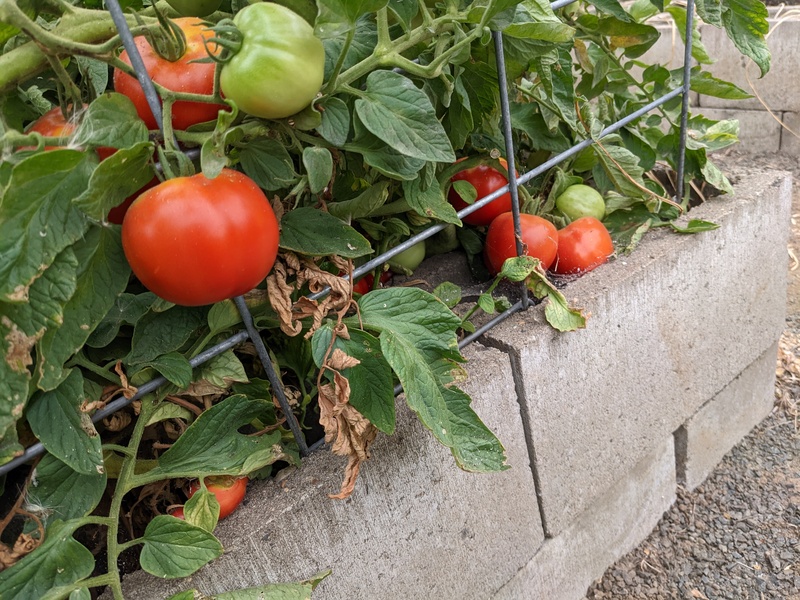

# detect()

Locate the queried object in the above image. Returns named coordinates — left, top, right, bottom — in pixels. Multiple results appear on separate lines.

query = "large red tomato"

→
left=550, top=217, right=614, bottom=275
left=484, top=212, right=558, bottom=275
left=113, top=18, right=225, bottom=130
left=121, top=169, right=280, bottom=306
left=188, top=476, right=248, bottom=519
left=448, top=158, right=516, bottom=226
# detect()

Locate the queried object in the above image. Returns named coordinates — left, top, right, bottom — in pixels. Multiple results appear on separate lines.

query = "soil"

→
left=585, top=149, right=800, bottom=599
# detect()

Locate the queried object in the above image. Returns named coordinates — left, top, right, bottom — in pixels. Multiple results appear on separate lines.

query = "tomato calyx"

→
left=147, top=4, right=188, bottom=62
left=201, top=20, right=244, bottom=64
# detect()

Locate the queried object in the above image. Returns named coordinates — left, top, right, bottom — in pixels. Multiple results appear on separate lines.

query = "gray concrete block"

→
left=699, top=11, right=800, bottom=112
left=676, top=341, right=779, bottom=491
left=695, top=107, right=782, bottom=154
left=492, top=435, right=676, bottom=600
left=115, top=344, right=545, bottom=600
left=483, top=168, right=791, bottom=537
left=779, top=111, right=800, bottom=156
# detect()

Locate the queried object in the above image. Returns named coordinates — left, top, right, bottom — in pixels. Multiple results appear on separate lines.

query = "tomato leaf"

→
left=720, top=0, right=770, bottom=77
left=315, top=0, right=387, bottom=38
left=312, top=322, right=396, bottom=434
left=328, top=181, right=389, bottom=220
left=346, top=120, right=426, bottom=180
left=27, top=370, right=103, bottom=475
left=139, top=516, right=223, bottom=579
left=125, top=305, right=206, bottom=367
left=584, top=0, right=632, bottom=22
left=73, top=92, right=149, bottom=149
left=238, top=139, right=298, bottom=192
left=184, top=487, right=220, bottom=533
left=140, top=351, right=193, bottom=388
left=147, top=396, right=295, bottom=479
left=183, top=350, right=248, bottom=397
left=279, top=206, right=372, bottom=257
left=669, top=219, right=720, bottom=234
left=0, top=150, right=92, bottom=302
left=167, top=571, right=331, bottom=600
left=689, top=71, right=752, bottom=100
left=528, top=277, right=587, bottom=332
left=29, top=453, right=107, bottom=525
left=354, top=288, right=507, bottom=472
left=0, top=520, right=94, bottom=600
left=504, top=1, right=575, bottom=43
left=432, top=282, right=462, bottom=309
left=403, top=177, right=462, bottom=225
left=86, top=292, right=157, bottom=349
left=75, top=142, right=155, bottom=220
left=302, top=146, right=333, bottom=194
left=37, top=227, right=131, bottom=391
left=356, top=71, right=456, bottom=163
left=317, top=96, right=351, bottom=146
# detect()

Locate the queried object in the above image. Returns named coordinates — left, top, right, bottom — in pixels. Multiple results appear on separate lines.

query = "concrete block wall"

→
left=647, top=8, right=800, bottom=154
left=115, top=169, right=791, bottom=600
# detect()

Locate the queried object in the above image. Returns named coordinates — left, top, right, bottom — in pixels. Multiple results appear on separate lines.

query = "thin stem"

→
left=321, top=26, right=355, bottom=95
left=376, top=7, right=392, bottom=51
left=67, top=352, right=122, bottom=386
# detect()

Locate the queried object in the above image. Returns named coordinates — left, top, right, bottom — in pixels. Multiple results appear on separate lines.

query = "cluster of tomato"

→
left=447, top=161, right=614, bottom=277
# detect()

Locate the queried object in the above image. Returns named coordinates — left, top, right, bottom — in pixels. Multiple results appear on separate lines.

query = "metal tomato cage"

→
left=0, top=0, right=696, bottom=476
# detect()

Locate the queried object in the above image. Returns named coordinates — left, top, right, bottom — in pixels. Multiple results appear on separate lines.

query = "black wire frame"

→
left=0, top=0, right=695, bottom=476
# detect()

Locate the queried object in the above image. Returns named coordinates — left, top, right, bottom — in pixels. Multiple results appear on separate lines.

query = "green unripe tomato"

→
left=165, top=0, right=222, bottom=17
left=220, top=3, right=325, bottom=120
left=388, top=241, right=426, bottom=275
left=555, top=184, right=606, bottom=221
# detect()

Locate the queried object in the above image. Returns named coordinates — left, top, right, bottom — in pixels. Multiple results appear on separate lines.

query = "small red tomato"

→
left=484, top=212, right=559, bottom=275
left=188, top=476, right=248, bottom=519
left=448, top=158, right=516, bottom=227
left=168, top=506, right=185, bottom=519
left=24, top=106, right=78, bottom=149
left=551, top=216, right=614, bottom=275
left=113, top=18, right=226, bottom=130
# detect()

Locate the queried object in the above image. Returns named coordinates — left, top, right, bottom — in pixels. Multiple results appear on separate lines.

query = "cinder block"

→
left=492, top=435, right=676, bottom=600
left=695, top=107, right=782, bottom=154
left=114, top=344, right=545, bottom=600
left=483, top=169, right=790, bottom=536
left=779, top=111, right=800, bottom=155
left=699, top=11, right=800, bottom=112
left=676, top=341, right=779, bottom=491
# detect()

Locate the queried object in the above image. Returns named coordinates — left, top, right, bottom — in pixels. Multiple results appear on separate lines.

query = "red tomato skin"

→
left=113, top=18, right=225, bottom=130
left=25, top=106, right=78, bottom=149
left=107, top=176, right=159, bottom=225
left=121, top=169, right=279, bottom=306
left=448, top=159, right=515, bottom=227
left=189, top=477, right=248, bottom=519
left=551, top=217, right=614, bottom=275
left=484, top=212, right=559, bottom=275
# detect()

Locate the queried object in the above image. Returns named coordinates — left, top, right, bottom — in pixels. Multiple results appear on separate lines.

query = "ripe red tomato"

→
left=107, top=176, right=159, bottom=225
left=113, top=18, right=225, bottom=130
left=484, top=212, right=558, bottom=275
left=121, top=169, right=280, bottom=306
left=24, top=106, right=78, bottom=149
left=188, top=476, right=248, bottom=519
left=551, top=217, right=614, bottom=275
left=448, top=158, right=516, bottom=226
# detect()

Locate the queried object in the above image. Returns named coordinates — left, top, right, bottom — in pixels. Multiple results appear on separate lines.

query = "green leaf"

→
left=356, top=71, right=456, bottom=163
left=168, top=571, right=331, bottom=600
left=317, top=96, right=351, bottom=146
left=432, top=282, right=462, bottom=309
left=315, top=0, right=387, bottom=38
left=126, top=305, right=206, bottom=367
left=74, top=142, right=155, bottom=220
left=26, top=370, right=103, bottom=475
left=695, top=0, right=722, bottom=26
left=37, top=227, right=131, bottom=390
left=239, top=139, right=298, bottom=191
left=207, top=299, right=242, bottom=336
left=279, top=207, right=372, bottom=257
left=183, top=350, right=248, bottom=397
left=509, top=102, right=571, bottom=153
left=184, top=487, right=220, bottom=532
left=139, top=516, right=223, bottom=579
left=141, top=352, right=193, bottom=388
left=504, top=1, right=574, bottom=42
left=690, top=71, right=752, bottom=100
left=73, top=93, right=149, bottom=149
left=527, top=276, right=587, bottom=332
left=75, top=57, right=109, bottom=99
left=29, top=453, right=106, bottom=524
left=146, top=401, right=193, bottom=426
left=0, top=150, right=92, bottom=302
left=328, top=181, right=389, bottom=220
left=302, top=147, right=333, bottom=194
left=450, top=180, right=478, bottom=205
left=0, top=520, right=94, bottom=599
left=148, top=396, right=294, bottom=479
left=346, top=123, right=426, bottom=180
left=585, top=0, right=632, bottom=21
left=666, top=5, right=712, bottom=65
left=478, top=293, right=496, bottom=314
left=669, top=219, right=720, bottom=234
left=403, top=177, right=461, bottom=225
left=323, top=16, right=376, bottom=80
left=354, top=288, right=507, bottom=472
left=602, top=203, right=656, bottom=253
left=597, top=17, right=659, bottom=57
left=700, top=156, right=734, bottom=194
left=388, top=0, right=418, bottom=29
left=0, top=0, right=36, bottom=46
left=86, top=292, right=156, bottom=348
left=500, top=255, right=541, bottom=282
left=592, top=144, right=648, bottom=199
left=312, top=323, right=396, bottom=434
left=529, top=46, right=577, bottom=129
left=721, top=0, right=770, bottom=77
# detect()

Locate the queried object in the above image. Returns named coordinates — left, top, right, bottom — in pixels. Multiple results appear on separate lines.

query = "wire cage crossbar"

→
left=0, top=0, right=695, bottom=477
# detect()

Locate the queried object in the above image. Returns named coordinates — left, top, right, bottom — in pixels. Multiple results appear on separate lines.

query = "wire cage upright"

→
left=0, top=0, right=696, bottom=477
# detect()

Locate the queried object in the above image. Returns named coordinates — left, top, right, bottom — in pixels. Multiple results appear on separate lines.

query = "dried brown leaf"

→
left=328, top=348, right=360, bottom=371
left=267, top=262, right=303, bottom=337
left=0, top=533, right=40, bottom=570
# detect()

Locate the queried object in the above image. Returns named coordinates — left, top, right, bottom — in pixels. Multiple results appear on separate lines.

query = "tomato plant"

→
left=113, top=17, right=225, bottom=131
left=484, top=213, right=559, bottom=275
left=388, top=241, right=426, bottom=275
left=189, top=476, right=249, bottom=519
left=121, top=169, right=280, bottom=306
left=448, top=158, right=515, bottom=226
left=550, top=217, right=614, bottom=275
left=219, top=3, right=325, bottom=119
left=555, top=184, right=606, bottom=222
left=166, top=0, right=223, bottom=17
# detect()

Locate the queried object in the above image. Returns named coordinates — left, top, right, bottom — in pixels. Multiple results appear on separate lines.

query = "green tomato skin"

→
left=221, top=4, right=325, bottom=120
left=165, top=0, right=222, bottom=17
left=555, top=184, right=606, bottom=222
left=388, top=241, right=426, bottom=275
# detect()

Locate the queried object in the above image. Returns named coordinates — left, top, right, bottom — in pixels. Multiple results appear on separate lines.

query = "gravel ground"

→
left=586, top=150, right=800, bottom=599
